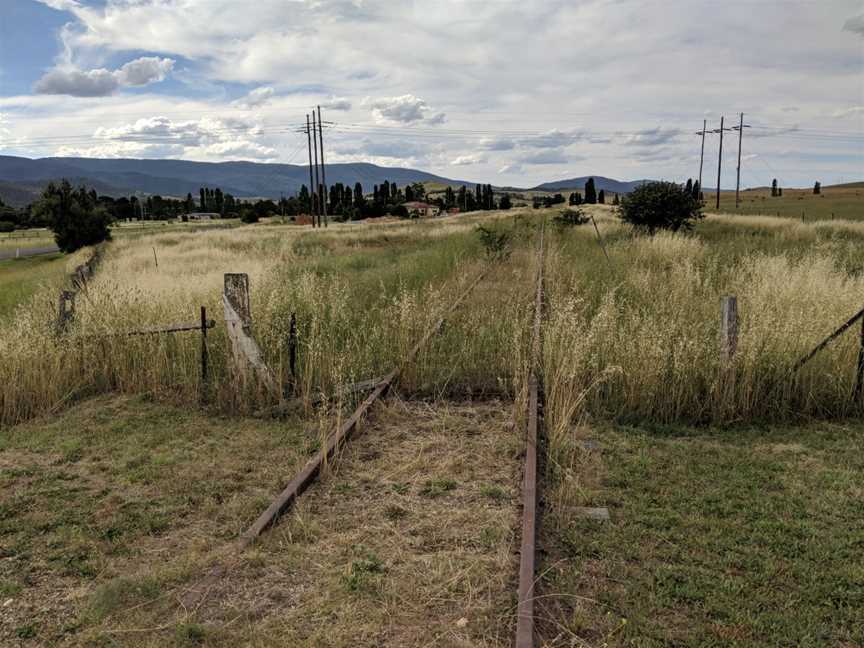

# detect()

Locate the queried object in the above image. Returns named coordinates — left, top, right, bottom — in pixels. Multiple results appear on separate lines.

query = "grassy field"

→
left=3, top=202, right=864, bottom=645
left=537, top=419, right=864, bottom=646
left=0, top=253, right=68, bottom=320
left=705, top=185, right=863, bottom=220
left=0, top=394, right=315, bottom=646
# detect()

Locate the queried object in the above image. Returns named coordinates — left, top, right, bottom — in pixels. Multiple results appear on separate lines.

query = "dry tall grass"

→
left=0, top=217, right=531, bottom=426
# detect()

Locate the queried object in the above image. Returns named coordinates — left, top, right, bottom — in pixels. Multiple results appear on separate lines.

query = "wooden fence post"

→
left=223, top=273, right=278, bottom=395
left=289, top=312, right=297, bottom=381
left=855, top=316, right=864, bottom=402
left=720, top=296, right=738, bottom=365
left=56, top=290, right=76, bottom=334
left=200, top=305, right=209, bottom=399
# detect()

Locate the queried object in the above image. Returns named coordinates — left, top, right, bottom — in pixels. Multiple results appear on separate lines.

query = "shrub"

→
left=475, top=225, right=511, bottom=260
left=618, top=181, right=704, bottom=234
left=0, top=221, right=14, bottom=233
left=554, top=208, right=589, bottom=228
left=240, top=208, right=259, bottom=224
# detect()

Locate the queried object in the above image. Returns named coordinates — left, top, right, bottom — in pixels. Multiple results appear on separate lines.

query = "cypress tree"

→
left=199, top=188, right=206, bottom=210
left=612, top=193, right=620, bottom=206
left=598, top=189, right=606, bottom=204
left=813, top=181, right=821, bottom=195
left=685, top=178, right=693, bottom=195
left=692, top=180, right=701, bottom=200
left=354, top=182, right=364, bottom=205
left=585, top=178, right=597, bottom=204
left=771, top=179, right=778, bottom=197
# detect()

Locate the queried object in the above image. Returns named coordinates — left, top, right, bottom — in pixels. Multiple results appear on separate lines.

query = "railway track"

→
left=184, top=230, right=545, bottom=648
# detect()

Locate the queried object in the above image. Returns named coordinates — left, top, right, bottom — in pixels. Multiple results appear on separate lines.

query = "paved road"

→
left=0, top=245, right=60, bottom=261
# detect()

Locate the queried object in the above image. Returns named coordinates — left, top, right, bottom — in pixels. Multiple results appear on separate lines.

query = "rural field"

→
left=1, top=202, right=863, bottom=647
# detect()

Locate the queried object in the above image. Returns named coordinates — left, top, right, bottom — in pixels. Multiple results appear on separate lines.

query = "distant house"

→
left=404, top=201, right=441, bottom=218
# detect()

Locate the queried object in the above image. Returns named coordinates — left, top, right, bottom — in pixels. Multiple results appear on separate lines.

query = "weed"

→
left=475, top=225, right=511, bottom=260
left=479, top=484, right=509, bottom=501
left=342, top=549, right=385, bottom=592
left=175, top=623, right=207, bottom=646
left=420, top=478, right=457, bottom=498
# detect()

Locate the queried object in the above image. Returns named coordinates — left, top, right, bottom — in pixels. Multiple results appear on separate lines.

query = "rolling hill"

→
left=0, top=155, right=474, bottom=205
left=530, top=176, right=651, bottom=193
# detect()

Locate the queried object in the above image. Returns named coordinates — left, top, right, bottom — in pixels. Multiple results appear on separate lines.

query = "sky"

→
left=0, top=0, right=862, bottom=188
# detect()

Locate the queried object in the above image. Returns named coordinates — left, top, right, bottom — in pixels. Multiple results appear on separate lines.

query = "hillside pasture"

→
left=705, top=185, right=863, bottom=220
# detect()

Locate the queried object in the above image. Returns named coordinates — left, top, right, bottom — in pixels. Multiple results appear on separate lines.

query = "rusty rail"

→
left=238, top=268, right=490, bottom=547
left=516, top=225, right=545, bottom=647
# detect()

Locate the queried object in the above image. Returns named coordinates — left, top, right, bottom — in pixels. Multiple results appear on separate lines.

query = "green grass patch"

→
left=540, top=420, right=864, bottom=646
left=0, top=253, right=67, bottom=319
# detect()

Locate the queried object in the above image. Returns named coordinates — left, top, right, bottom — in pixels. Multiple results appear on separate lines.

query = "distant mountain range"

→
left=0, top=155, right=475, bottom=207
left=529, top=176, right=651, bottom=193
left=0, top=155, right=659, bottom=208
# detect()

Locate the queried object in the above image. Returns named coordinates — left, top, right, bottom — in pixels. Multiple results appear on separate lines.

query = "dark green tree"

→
left=33, top=180, right=112, bottom=253
left=585, top=178, right=597, bottom=204
left=771, top=179, right=778, bottom=197
left=813, top=181, right=821, bottom=195
left=618, top=181, right=704, bottom=235
left=499, top=194, right=512, bottom=210
left=598, top=189, right=605, bottom=204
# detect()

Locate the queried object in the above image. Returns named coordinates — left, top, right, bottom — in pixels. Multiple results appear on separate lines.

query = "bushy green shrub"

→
left=618, top=181, right=703, bottom=234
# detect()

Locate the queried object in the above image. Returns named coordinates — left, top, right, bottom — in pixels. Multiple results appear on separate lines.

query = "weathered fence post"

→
left=56, top=290, right=76, bottom=334
left=200, top=305, right=209, bottom=399
left=288, top=312, right=297, bottom=381
left=720, top=295, right=738, bottom=365
left=223, top=273, right=278, bottom=395
left=855, top=316, right=864, bottom=402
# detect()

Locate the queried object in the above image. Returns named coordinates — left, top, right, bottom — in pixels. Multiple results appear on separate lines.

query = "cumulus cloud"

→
left=233, top=86, right=274, bottom=109
left=519, top=129, right=582, bottom=149
left=619, top=127, right=684, bottom=146
left=77, top=115, right=276, bottom=160
left=451, top=153, right=487, bottom=166
left=479, top=136, right=515, bottom=151
left=366, top=94, right=445, bottom=125
left=832, top=106, right=864, bottom=118
left=518, top=149, right=570, bottom=165
left=335, top=137, right=426, bottom=160
left=843, top=14, right=864, bottom=36
left=34, top=56, right=174, bottom=97
left=34, top=67, right=118, bottom=97
left=498, top=163, right=523, bottom=174
left=322, top=96, right=352, bottom=111
left=115, top=57, right=174, bottom=86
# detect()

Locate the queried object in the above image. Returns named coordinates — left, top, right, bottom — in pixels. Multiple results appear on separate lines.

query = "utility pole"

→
left=311, top=111, right=320, bottom=228
left=732, top=113, right=751, bottom=209
left=695, top=119, right=706, bottom=191
left=317, top=105, right=328, bottom=228
left=712, top=116, right=733, bottom=211
left=306, top=113, right=316, bottom=228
